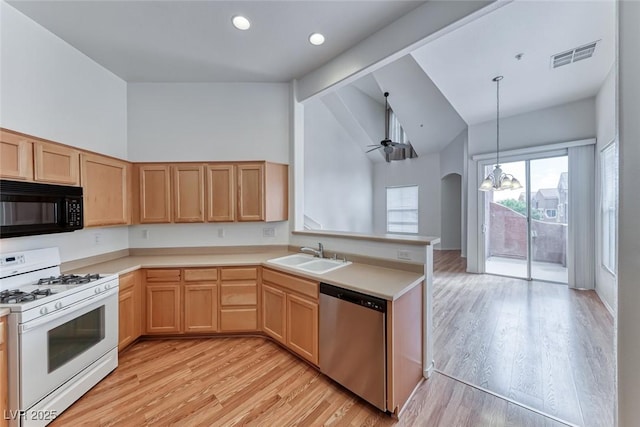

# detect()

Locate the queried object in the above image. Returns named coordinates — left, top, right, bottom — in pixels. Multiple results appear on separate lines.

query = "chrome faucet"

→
left=301, top=242, right=324, bottom=258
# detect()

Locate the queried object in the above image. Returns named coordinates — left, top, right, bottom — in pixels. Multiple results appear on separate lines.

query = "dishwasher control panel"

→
left=320, top=282, right=387, bottom=313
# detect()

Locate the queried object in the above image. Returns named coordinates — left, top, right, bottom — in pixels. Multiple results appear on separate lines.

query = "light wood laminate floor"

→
left=434, top=251, right=615, bottom=427
left=51, top=336, right=567, bottom=426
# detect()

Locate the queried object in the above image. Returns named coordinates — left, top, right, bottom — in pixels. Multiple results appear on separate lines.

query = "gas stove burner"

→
left=37, top=273, right=102, bottom=286
left=0, top=290, right=36, bottom=304
left=32, top=288, right=52, bottom=298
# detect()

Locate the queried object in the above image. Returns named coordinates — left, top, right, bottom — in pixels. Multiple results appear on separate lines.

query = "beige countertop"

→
left=67, top=252, right=425, bottom=301
left=0, top=307, right=10, bottom=317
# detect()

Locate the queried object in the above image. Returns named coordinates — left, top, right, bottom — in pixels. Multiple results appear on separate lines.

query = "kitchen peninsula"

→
left=65, top=231, right=438, bottom=417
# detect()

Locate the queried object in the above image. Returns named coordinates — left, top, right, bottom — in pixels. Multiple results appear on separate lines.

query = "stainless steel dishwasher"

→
left=319, top=282, right=387, bottom=411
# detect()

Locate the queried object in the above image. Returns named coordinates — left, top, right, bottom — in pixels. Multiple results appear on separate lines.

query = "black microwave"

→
left=0, top=179, right=83, bottom=239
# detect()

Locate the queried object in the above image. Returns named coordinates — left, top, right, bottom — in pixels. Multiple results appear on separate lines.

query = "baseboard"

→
left=595, top=288, right=615, bottom=316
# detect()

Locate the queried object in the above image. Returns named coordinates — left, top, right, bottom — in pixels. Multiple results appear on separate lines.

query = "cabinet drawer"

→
left=119, top=272, right=135, bottom=291
left=262, top=268, right=318, bottom=299
left=145, top=269, right=181, bottom=282
left=184, top=268, right=218, bottom=282
left=220, top=308, right=257, bottom=331
left=220, top=267, right=257, bottom=281
left=221, top=283, right=257, bottom=306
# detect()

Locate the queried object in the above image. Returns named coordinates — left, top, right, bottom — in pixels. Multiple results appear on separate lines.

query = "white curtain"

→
left=567, top=144, right=596, bottom=289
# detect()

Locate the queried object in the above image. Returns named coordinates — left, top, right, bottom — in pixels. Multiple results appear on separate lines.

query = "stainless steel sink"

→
left=267, top=254, right=351, bottom=274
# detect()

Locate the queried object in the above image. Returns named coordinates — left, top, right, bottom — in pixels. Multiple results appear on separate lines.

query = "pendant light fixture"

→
left=479, top=76, right=522, bottom=192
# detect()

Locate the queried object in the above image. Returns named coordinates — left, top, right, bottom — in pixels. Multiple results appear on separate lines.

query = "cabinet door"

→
left=261, top=284, right=286, bottom=344
left=184, top=284, right=218, bottom=333
left=237, top=163, right=265, bottom=221
left=0, top=131, right=33, bottom=180
left=118, top=288, right=136, bottom=351
left=81, top=153, right=131, bottom=226
left=286, top=294, right=319, bottom=365
left=146, top=284, right=181, bottom=334
left=34, top=141, right=79, bottom=185
left=0, top=316, right=7, bottom=427
left=206, top=164, right=235, bottom=222
left=139, top=165, right=171, bottom=223
left=173, top=165, right=205, bottom=223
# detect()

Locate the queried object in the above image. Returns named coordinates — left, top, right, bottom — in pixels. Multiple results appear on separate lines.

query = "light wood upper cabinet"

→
left=173, top=165, right=205, bottom=223
left=138, top=165, right=172, bottom=223
left=237, top=163, right=264, bottom=221
left=34, top=141, right=79, bottom=185
left=237, top=162, right=288, bottom=222
left=81, top=153, right=131, bottom=227
left=0, top=130, right=33, bottom=180
left=206, top=164, right=235, bottom=222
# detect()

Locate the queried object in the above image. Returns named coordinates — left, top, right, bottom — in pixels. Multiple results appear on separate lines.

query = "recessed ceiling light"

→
left=232, top=15, right=251, bottom=31
left=309, top=33, right=325, bottom=46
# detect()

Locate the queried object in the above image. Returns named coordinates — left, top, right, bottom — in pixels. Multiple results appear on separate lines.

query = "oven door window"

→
left=0, top=200, right=57, bottom=226
left=48, top=306, right=105, bottom=373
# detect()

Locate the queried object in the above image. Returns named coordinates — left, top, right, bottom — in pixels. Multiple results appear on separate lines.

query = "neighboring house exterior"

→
left=533, top=188, right=560, bottom=222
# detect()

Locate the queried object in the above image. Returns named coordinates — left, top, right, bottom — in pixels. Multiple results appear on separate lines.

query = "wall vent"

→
left=551, top=41, right=598, bottom=69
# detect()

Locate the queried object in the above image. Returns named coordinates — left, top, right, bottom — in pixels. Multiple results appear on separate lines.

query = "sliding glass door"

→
left=484, top=155, right=568, bottom=283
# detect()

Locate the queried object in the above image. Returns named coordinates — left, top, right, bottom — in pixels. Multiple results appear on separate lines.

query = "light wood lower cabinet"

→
left=0, top=130, right=33, bottom=180
left=118, top=271, right=142, bottom=351
left=286, top=293, right=318, bottom=365
left=261, top=268, right=319, bottom=365
left=261, top=284, right=286, bottom=344
left=145, top=269, right=182, bottom=334
left=219, top=267, right=258, bottom=332
left=81, top=153, right=131, bottom=227
left=183, top=268, right=218, bottom=333
left=0, top=315, right=7, bottom=427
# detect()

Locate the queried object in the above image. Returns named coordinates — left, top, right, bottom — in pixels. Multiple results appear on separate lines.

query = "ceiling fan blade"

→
left=366, top=147, right=380, bottom=153
left=366, top=145, right=380, bottom=147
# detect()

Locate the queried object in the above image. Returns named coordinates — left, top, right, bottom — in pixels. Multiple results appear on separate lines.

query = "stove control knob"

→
left=94, top=287, right=101, bottom=294
left=105, top=283, right=111, bottom=290
left=55, top=302, right=63, bottom=310
left=40, top=307, right=48, bottom=315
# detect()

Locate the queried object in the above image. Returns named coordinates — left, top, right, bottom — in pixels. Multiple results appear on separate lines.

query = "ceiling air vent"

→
left=551, top=41, right=598, bottom=69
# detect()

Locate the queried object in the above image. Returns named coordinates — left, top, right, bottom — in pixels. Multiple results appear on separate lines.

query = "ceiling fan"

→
left=366, top=92, right=410, bottom=161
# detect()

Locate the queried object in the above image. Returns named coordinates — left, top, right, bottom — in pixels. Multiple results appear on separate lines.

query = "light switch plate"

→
left=263, top=227, right=275, bottom=237
left=397, top=250, right=411, bottom=260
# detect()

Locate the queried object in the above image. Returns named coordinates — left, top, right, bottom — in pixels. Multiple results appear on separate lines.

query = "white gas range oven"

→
left=0, top=248, right=118, bottom=427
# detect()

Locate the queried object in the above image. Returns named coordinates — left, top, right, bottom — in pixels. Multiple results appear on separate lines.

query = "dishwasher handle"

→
left=320, top=282, right=387, bottom=312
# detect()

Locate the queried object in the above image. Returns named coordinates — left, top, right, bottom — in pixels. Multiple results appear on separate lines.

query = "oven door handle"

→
left=19, top=288, right=118, bottom=333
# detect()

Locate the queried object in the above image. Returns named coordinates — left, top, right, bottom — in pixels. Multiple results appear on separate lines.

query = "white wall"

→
left=373, top=154, right=441, bottom=238
left=303, top=99, right=373, bottom=232
left=127, top=83, right=290, bottom=163
left=440, top=129, right=466, bottom=177
left=126, top=82, right=291, bottom=247
left=466, top=98, right=597, bottom=272
left=0, top=2, right=129, bottom=262
left=595, top=65, right=617, bottom=314
left=440, top=130, right=466, bottom=251
left=618, top=1, right=640, bottom=425
left=0, top=3, right=127, bottom=159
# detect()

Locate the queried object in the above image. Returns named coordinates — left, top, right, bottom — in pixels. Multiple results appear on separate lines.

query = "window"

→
left=545, top=209, right=557, bottom=218
left=386, top=186, right=419, bottom=233
left=601, top=142, right=617, bottom=273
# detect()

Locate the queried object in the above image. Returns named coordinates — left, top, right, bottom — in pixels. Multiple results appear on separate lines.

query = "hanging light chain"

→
left=493, top=75, right=503, bottom=167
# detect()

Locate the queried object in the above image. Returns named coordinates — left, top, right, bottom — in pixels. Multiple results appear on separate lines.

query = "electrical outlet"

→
left=263, top=227, right=275, bottom=237
left=142, top=229, right=149, bottom=239
left=397, top=250, right=411, bottom=260
left=94, top=232, right=102, bottom=246
left=218, top=228, right=225, bottom=238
